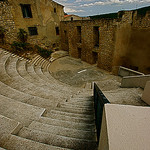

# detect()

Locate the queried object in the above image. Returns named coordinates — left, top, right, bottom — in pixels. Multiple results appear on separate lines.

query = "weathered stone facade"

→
left=0, top=1, right=17, bottom=43
left=0, top=0, right=64, bottom=48
left=60, top=8, right=150, bottom=74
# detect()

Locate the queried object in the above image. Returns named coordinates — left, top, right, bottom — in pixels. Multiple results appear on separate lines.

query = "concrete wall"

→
left=118, top=66, right=144, bottom=77
left=142, top=81, right=150, bottom=105
left=121, top=75, right=150, bottom=89
left=98, top=104, right=150, bottom=150
left=0, top=0, right=64, bottom=48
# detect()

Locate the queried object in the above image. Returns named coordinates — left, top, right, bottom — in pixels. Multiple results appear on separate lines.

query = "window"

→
left=78, top=48, right=81, bottom=58
left=54, top=8, right=56, bottom=13
left=92, top=52, right=98, bottom=64
left=93, top=26, right=99, bottom=47
left=77, top=26, right=81, bottom=43
left=64, top=30, right=68, bottom=43
left=55, top=27, right=59, bottom=35
left=28, top=27, right=38, bottom=36
left=20, top=4, right=32, bottom=18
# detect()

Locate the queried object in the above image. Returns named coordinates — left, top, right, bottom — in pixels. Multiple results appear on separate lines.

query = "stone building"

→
left=64, top=14, right=90, bottom=21
left=60, top=7, right=150, bottom=74
left=0, top=0, right=64, bottom=48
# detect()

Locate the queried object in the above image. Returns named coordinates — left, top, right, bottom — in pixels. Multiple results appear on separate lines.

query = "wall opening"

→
left=54, top=8, right=56, bottom=13
left=78, top=48, right=82, bottom=58
left=56, top=27, right=59, bottom=35
left=20, top=4, right=32, bottom=18
left=64, top=30, right=68, bottom=43
left=93, top=26, right=99, bottom=47
left=28, top=27, right=38, bottom=36
left=77, top=26, right=81, bottom=43
left=92, top=52, right=98, bottom=64
left=71, top=17, right=73, bottom=21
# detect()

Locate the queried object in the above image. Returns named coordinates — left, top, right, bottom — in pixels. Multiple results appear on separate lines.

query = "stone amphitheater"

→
left=0, top=48, right=148, bottom=150
left=0, top=48, right=98, bottom=150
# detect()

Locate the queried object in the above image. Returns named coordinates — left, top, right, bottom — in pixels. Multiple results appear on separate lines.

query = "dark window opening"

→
left=78, top=48, right=81, bottom=58
left=93, top=52, right=98, bottom=64
left=71, top=17, right=73, bottom=21
left=54, top=8, right=56, bottom=13
left=56, top=27, right=59, bottom=35
left=77, top=26, right=81, bottom=43
left=64, top=30, right=68, bottom=43
left=93, top=26, right=99, bottom=47
left=20, top=4, right=32, bottom=18
left=28, top=27, right=38, bottom=36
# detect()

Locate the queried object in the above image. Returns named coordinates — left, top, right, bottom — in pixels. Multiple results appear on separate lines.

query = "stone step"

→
left=0, top=80, right=57, bottom=111
left=28, top=121, right=96, bottom=140
left=38, top=58, right=46, bottom=67
left=18, top=127, right=97, bottom=150
left=59, top=105, right=94, bottom=113
left=0, top=134, right=68, bottom=150
left=0, top=114, right=20, bottom=136
left=26, top=62, right=52, bottom=84
left=3, top=55, right=62, bottom=100
left=46, top=109, right=94, bottom=119
left=30, top=55, right=39, bottom=64
left=67, top=101, right=94, bottom=106
left=35, top=57, right=43, bottom=66
left=69, top=97, right=94, bottom=102
left=0, top=94, right=45, bottom=126
left=38, top=117, right=95, bottom=131
left=55, top=107, right=94, bottom=115
left=17, top=59, right=67, bottom=97
left=32, top=55, right=41, bottom=65
left=46, top=111, right=94, bottom=124
left=42, top=60, right=49, bottom=70
left=60, top=103, right=93, bottom=109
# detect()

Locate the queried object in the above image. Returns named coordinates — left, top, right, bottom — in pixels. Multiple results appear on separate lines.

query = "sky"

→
left=54, top=0, right=150, bottom=16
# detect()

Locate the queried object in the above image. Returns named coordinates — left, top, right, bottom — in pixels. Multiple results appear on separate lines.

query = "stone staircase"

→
left=0, top=48, right=97, bottom=150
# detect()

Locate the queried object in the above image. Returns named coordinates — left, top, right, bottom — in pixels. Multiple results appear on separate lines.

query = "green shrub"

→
left=17, top=28, right=28, bottom=43
left=11, top=41, right=30, bottom=52
left=0, top=26, right=7, bottom=44
left=35, top=45, right=52, bottom=58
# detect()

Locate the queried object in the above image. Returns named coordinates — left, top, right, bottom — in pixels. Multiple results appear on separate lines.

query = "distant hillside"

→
left=90, top=6, right=150, bottom=20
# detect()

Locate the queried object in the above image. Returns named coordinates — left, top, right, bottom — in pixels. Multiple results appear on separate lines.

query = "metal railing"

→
left=94, top=83, right=110, bottom=142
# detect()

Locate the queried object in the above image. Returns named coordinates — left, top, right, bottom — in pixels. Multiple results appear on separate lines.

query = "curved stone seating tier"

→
left=0, top=49, right=97, bottom=150
left=16, top=59, right=67, bottom=98
left=0, top=56, right=65, bottom=106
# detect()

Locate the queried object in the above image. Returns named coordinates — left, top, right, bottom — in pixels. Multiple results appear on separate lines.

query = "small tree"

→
left=0, top=26, right=7, bottom=44
left=17, top=28, right=28, bottom=43
left=11, top=28, right=29, bottom=53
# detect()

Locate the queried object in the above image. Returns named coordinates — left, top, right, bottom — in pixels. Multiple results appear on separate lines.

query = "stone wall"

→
left=0, top=0, right=64, bottom=48
left=113, top=10, right=150, bottom=74
left=0, top=1, right=17, bottom=43
left=61, top=8, right=150, bottom=73
left=60, top=19, right=117, bottom=71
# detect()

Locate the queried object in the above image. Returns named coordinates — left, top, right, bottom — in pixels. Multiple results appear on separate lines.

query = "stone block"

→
left=142, top=81, right=150, bottom=105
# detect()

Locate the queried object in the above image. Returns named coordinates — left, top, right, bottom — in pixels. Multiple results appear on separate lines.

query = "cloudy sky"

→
left=54, top=0, right=150, bottom=16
